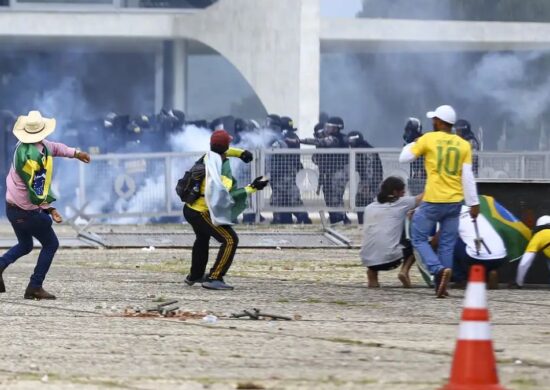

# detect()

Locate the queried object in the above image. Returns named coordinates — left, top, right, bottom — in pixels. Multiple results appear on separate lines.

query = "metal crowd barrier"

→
left=53, top=149, right=550, bottom=222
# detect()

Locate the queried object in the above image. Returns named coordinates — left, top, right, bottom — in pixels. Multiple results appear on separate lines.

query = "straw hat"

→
left=13, top=110, right=56, bottom=143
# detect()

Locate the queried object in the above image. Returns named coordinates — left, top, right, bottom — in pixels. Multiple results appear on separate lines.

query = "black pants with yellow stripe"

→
left=183, top=205, right=239, bottom=281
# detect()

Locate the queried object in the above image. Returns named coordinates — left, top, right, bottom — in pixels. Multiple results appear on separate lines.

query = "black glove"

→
left=240, top=150, right=253, bottom=163
left=250, top=176, right=269, bottom=190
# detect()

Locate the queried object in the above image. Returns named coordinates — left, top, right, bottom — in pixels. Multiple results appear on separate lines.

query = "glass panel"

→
left=123, top=0, right=218, bottom=8
left=323, top=0, right=550, bottom=22
left=16, top=0, right=113, bottom=3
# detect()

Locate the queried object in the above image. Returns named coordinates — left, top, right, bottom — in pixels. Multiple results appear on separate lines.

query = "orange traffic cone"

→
left=440, top=265, right=507, bottom=390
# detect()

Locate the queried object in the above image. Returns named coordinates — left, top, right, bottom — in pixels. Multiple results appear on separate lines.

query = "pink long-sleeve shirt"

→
left=6, top=139, right=76, bottom=211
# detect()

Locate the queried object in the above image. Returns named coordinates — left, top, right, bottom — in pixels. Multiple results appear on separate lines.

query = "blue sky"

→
left=320, top=0, right=363, bottom=17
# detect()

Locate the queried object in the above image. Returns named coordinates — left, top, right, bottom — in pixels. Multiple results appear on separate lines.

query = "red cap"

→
left=210, top=129, right=233, bottom=148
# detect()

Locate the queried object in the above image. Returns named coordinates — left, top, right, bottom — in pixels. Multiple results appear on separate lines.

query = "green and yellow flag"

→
left=479, top=195, right=531, bottom=261
left=14, top=142, right=56, bottom=205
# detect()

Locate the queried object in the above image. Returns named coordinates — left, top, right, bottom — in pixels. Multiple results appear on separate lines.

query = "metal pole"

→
left=165, top=156, right=172, bottom=213
left=348, top=149, right=357, bottom=212
left=78, top=160, right=86, bottom=212
left=254, top=149, right=261, bottom=223
left=154, top=43, right=165, bottom=114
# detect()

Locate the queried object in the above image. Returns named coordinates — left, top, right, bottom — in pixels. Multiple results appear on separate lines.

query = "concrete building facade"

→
left=2, top=0, right=550, bottom=136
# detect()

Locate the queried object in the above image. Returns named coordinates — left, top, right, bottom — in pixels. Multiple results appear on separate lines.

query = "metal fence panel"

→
left=67, top=149, right=550, bottom=221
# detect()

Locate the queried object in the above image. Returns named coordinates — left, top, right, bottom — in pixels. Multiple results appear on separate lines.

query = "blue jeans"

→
left=0, top=204, right=59, bottom=287
left=411, top=202, right=462, bottom=275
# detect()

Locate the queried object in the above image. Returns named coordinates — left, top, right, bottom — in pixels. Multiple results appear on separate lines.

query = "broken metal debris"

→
left=122, top=300, right=206, bottom=319
left=231, top=308, right=292, bottom=321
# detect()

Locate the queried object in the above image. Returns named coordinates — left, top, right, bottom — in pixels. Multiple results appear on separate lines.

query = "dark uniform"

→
left=403, top=118, right=426, bottom=196
left=302, top=117, right=350, bottom=224
left=269, top=117, right=311, bottom=224
left=347, top=131, right=383, bottom=224
left=455, top=119, right=480, bottom=176
left=234, top=117, right=265, bottom=224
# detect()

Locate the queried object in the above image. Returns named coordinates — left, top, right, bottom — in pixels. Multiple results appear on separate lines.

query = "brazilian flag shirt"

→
left=6, top=140, right=76, bottom=210
left=14, top=142, right=56, bottom=205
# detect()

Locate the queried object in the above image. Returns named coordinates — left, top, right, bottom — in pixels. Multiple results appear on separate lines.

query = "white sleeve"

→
left=516, top=252, right=536, bottom=286
left=462, top=163, right=479, bottom=206
left=399, top=143, right=417, bottom=163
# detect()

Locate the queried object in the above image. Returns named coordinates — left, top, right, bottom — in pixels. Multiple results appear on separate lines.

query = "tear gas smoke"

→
left=321, top=50, right=550, bottom=151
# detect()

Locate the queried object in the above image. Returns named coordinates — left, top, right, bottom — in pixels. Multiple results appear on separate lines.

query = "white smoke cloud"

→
left=464, top=52, right=550, bottom=128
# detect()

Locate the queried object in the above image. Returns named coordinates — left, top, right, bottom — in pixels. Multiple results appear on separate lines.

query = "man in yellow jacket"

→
left=183, top=130, right=268, bottom=290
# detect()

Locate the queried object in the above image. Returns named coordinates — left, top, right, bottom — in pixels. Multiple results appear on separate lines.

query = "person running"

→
left=183, top=130, right=268, bottom=290
left=360, top=176, right=422, bottom=288
left=399, top=105, right=480, bottom=298
left=0, top=111, right=91, bottom=300
left=515, top=215, right=550, bottom=287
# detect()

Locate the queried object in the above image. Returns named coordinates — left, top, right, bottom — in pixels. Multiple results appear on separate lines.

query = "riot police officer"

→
left=347, top=131, right=383, bottom=224
left=455, top=119, right=480, bottom=176
left=403, top=117, right=426, bottom=196
left=301, top=116, right=350, bottom=224
left=269, top=117, right=311, bottom=224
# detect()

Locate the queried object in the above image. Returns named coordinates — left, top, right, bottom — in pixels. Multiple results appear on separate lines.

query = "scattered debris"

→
left=202, top=314, right=218, bottom=324
left=236, top=382, right=266, bottom=390
left=231, top=308, right=292, bottom=321
left=141, top=246, right=156, bottom=252
left=120, top=300, right=206, bottom=320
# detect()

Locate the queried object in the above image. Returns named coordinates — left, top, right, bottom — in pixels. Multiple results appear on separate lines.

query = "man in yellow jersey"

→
left=183, top=130, right=268, bottom=290
left=399, top=105, right=480, bottom=298
left=516, top=215, right=550, bottom=287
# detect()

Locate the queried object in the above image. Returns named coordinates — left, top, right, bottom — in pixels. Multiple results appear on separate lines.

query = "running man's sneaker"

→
left=202, top=279, right=234, bottom=290
left=184, top=274, right=206, bottom=286
left=434, top=268, right=452, bottom=298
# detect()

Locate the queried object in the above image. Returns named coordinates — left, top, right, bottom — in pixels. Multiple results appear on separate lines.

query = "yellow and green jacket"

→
left=187, top=148, right=255, bottom=220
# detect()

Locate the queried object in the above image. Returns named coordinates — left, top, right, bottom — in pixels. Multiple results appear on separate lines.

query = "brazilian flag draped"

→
left=479, top=195, right=531, bottom=261
left=14, top=142, right=56, bottom=205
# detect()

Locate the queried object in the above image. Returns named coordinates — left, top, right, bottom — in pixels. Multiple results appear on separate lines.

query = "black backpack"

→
left=176, top=157, right=206, bottom=203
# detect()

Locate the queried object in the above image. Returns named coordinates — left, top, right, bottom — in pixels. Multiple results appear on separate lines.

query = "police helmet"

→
left=265, top=114, right=282, bottom=130
left=325, top=116, right=344, bottom=135
left=403, top=117, right=422, bottom=143
left=455, top=119, right=473, bottom=139
left=280, top=116, right=295, bottom=132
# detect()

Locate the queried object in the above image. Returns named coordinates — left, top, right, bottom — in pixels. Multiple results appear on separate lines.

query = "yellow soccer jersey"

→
left=411, top=131, right=472, bottom=203
left=526, top=230, right=550, bottom=258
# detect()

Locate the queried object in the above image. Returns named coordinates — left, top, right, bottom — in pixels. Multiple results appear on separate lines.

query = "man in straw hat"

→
left=0, top=110, right=90, bottom=300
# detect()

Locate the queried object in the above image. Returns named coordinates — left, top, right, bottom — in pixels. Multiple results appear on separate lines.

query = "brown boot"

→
left=24, top=286, right=56, bottom=300
left=0, top=267, right=5, bottom=293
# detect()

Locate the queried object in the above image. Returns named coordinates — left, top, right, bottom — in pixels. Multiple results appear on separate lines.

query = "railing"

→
left=54, top=149, right=550, bottom=222
left=2, top=0, right=218, bottom=11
